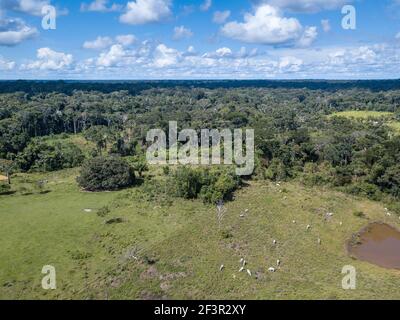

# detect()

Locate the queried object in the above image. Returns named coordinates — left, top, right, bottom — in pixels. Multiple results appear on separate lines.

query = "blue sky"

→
left=0, top=0, right=399, bottom=79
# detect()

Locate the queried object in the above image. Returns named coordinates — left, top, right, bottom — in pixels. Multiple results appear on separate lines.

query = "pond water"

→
left=348, top=223, right=400, bottom=269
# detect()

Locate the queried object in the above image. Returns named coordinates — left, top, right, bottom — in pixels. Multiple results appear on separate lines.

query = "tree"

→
left=173, top=166, right=203, bottom=199
left=171, top=167, right=241, bottom=203
left=83, top=126, right=111, bottom=155
left=128, top=155, right=149, bottom=178
left=77, top=156, right=135, bottom=191
left=16, top=140, right=84, bottom=172
left=0, top=159, right=15, bottom=184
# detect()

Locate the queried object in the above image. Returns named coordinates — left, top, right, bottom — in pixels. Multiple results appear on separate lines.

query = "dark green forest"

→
left=1, top=80, right=400, bottom=207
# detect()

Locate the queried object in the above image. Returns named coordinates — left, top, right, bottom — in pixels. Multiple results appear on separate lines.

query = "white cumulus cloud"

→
left=0, top=18, right=38, bottom=46
left=116, top=34, right=136, bottom=46
left=153, top=44, right=181, bottom=67
left=80, top=0, right=122, bottom=12
left=221, top=5, right=316, bottom=46
left=0, top=55, right=15, bottom=70
left=120, top=0, right=172, bottom=25
left=279, top=56, right=303, bottom=72
left=25, top=41, right=400, bottom=79
left=95, top=44, right=135, bottom=67
left=297, top=26, right=317, bottom=47
left=83, top=36, right=113, bottom=50
left=83, top=34, right=137, bottom=50
left=173, top=25, right=193, bottom=40
left=257, top=0, right=351, bottom=13
left=22, top=47, right=73, bottom=70
left=1, top=0, right=51, bottom=16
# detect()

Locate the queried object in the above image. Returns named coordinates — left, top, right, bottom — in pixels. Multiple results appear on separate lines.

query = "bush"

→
left=377, top=164, right=400, bottom=198
left=162, top=166, right=171, bottom=176
left=97, top=206, right=110, bottom=217
left=332, top=166, right=353, bottom=186
left=344, top=182, right=382, bottom=201
left=0, top=183, right=11, bottom=195
left=353, top=211, right=366, bottom=219
left=110, top=138, right=137, bottom=156
left=265, top=159, right=289, bottom=181
left=127, top=156, right=149, bottom=178
left=200, top=170, right=240, bottom=204
left=301, top=162, right=334, bottom=187
left=134, top=179, right=173, bottom=206
left=17, top=140, right=85, bottom=172
left=171, top=166, right=241, bottom=204
left=173, top=166, right=203, bottom=199
left=77, top=156, right=135, bottom=191
left=388, top=202, right=400, bottom=215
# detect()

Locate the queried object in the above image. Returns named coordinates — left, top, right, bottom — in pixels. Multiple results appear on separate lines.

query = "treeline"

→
left=0, top=79, right=400, bottom=95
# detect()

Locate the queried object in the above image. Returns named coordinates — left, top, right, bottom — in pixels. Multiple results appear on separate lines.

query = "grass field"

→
left=1, top=167, right=400, bottom=300
left=331, top=111, right=400, bottom=135
left=388, top=122, right=400, bottom=134
left=330, top=111, right=394, bottom=119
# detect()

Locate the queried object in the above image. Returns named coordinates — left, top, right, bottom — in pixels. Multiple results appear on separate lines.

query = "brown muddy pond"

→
left=348, top=223, right=400, bottom=269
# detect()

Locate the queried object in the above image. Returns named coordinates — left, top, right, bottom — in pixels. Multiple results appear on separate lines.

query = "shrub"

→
left=162, top=166, right=171, bottom=176
left=104, top=217, right=124, bottom=224
left=171, top=166, right=241, bottom=204
left=332, top=166, right=353, bottom=187
left=344, top=182, right=382, bottom=201
left=353, top=211, right=366, bottom=219
left=265, top=159, right=289, bottom=181
left=220, top=227, right=234, bottom=239
left=0, top=183, right=11, bottom=195
left=17, top=140, right=85, bottom=172
left=200, top=170, right=240, bottom=204
left=388, top=202, right=400, bottom=215
left=173, top=166, right=203, bottom=199
left=301, top=162, right=334, bottom=187
left=77, top=156, right=135, bottom=191
left=97, top=206, right=110, bottom=217
left=377, top=164, right=400, bottom=198
left=110, top=138, right=137, bottom=156
left=133, top=179, right=173, bottom=207
left=127, top=156, right=149, bottom=178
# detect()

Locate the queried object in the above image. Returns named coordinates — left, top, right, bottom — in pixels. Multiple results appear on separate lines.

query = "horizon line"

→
left=1, top=79, right=400, bottom=82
